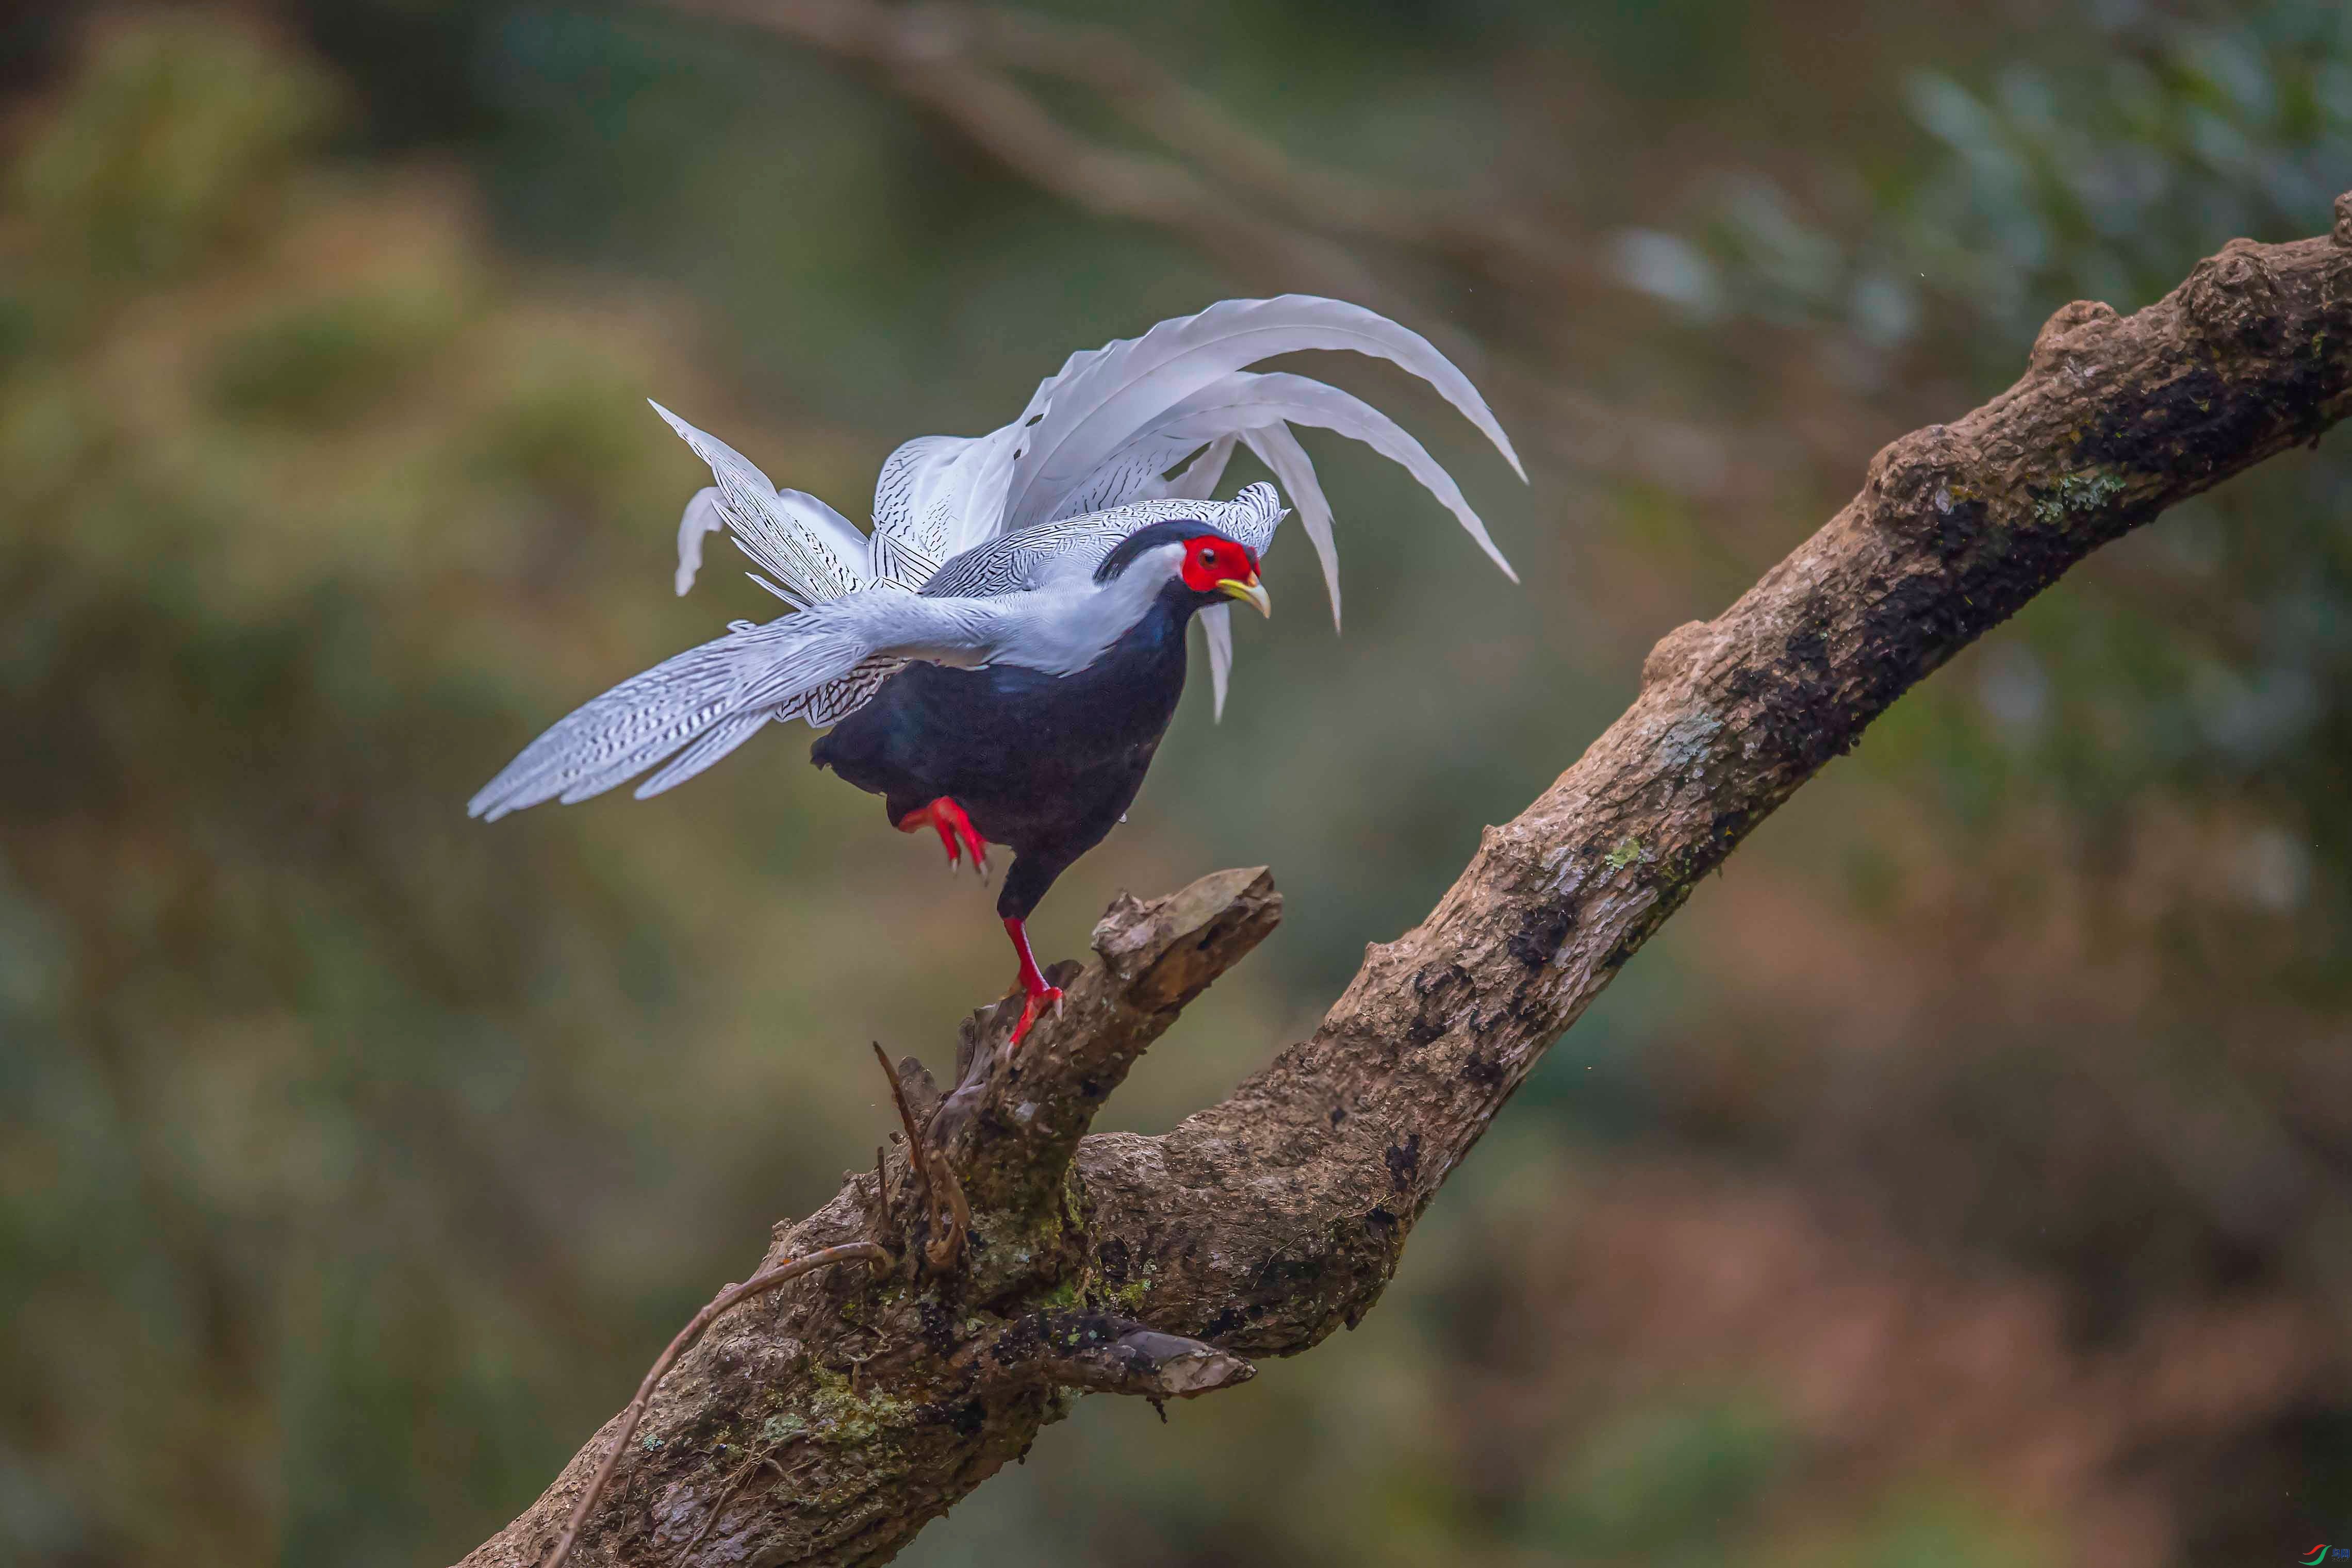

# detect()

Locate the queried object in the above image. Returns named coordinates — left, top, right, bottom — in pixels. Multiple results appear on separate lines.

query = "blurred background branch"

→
left=652, top=0, right=1746, bottom=510
left=661, top=0, right=1604, bottom=295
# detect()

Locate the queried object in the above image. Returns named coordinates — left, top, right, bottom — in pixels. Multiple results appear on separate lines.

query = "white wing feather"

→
left=467, top=591, right=1009, bottom=819
left=869, top=428, right=1026, bottom=574
left=673, top=487, right=725, bottom=596
left=655, top=401, right=871, bottom=605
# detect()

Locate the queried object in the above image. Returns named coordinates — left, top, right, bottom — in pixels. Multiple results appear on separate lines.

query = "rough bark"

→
left=459, top=204, right=2352, bottom=1567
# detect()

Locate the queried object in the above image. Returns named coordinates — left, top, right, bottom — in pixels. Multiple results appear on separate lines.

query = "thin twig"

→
left=544, top=1241, right=887, bottom=1568
left=874, top=1040, right=929, bottom=1214
left=929, top=1143, right=972, bottom=1274
left=871, top=1040, right=967, bottom=1272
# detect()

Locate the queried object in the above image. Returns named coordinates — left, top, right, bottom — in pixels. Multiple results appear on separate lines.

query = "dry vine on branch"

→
left=459, top=202, right=2352, bottom=1567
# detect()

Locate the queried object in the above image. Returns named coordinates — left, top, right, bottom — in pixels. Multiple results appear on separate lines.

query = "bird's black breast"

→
left=811, top=584, right=1196, bottom=854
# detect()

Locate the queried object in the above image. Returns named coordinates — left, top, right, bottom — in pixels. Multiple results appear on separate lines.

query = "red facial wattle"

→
left=1178, top=536, right=1258, bottom=594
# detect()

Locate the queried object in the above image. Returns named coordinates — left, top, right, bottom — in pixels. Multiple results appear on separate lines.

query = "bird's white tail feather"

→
left=1199, top=602, right=1235, bottom=722
left=1001, top=294, right=1524, bottom=534
left=867, top=295, right=1523, bottom=575
left=1239, top=422, right=1342, bottom=628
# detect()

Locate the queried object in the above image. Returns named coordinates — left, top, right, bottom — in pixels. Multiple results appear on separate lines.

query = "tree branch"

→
left=459, top=206, right=2352, bottom=1566
left=543, top=1244, right=889, bottom=1568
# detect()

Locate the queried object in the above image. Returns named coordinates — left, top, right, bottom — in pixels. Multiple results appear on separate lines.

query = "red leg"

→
left=895, top=797, right=988, bottom=876
left=1002, top=916, right=1064, bottom=1046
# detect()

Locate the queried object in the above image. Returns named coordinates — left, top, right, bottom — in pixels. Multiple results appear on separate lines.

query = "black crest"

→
left=1094, top=520, right=1238, bottom=584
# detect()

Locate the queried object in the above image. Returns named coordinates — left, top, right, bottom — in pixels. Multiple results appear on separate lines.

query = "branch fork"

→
left=494, top=869, right=1281, bottom=1568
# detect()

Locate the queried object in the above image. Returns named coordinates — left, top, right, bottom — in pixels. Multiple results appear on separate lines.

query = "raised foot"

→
left=897, top=796, right=989, bottom=876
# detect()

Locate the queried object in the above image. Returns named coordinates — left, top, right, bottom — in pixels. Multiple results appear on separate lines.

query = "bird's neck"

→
left=1000, top=562, right=1198, bottom=677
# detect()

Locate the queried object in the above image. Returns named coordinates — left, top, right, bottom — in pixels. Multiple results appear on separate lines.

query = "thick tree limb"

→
left=460, top=209, right=2352, bottom=1566
left=542, top=1244, right=889, bottom=1568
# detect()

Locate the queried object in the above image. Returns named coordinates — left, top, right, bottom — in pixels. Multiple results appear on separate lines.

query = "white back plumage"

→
left=470, top=296, right=1521, bottom=819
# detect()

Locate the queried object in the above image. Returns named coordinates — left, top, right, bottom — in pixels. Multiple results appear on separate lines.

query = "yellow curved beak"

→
left=1215, top=573, right=1272, bottom=618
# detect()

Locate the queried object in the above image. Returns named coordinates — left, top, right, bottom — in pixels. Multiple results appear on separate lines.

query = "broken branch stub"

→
left=966, top=1310, right=1257, bottom=1400
left=930, top=867, right=1280, bottom=1224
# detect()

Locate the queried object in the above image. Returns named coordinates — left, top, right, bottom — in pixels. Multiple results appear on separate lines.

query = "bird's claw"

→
left=939, top=799, right=989, bottom=878
left=901, top=797, right=989, bottom=878
left=1009, top=984, right=1065, bottom=1047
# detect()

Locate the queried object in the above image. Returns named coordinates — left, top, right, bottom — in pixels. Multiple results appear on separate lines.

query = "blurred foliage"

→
left=1618, top=0, right=2352, bottom=1032
left=1631, top=2, right=2352, bottom=342
left=4, top=5, right=2350, bottom=1568
left=0, top=16, right=946, bottom=1565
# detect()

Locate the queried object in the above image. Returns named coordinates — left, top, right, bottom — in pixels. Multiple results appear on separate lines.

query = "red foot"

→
left=1003, top=916, right=1064, bottom=1047
left=1010, top=986, right=1064, bottom=1047
left=897, top=797, right=988, bottom=876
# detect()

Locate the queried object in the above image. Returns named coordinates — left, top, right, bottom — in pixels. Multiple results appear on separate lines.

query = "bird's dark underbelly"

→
left=810, top=605, right=1189, bottom=855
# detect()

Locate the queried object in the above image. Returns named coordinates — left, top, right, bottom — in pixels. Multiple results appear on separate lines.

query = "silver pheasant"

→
left=468, top=294, right=1523, bottom=823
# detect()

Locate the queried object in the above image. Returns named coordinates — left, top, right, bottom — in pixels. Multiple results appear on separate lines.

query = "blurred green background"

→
left=4, top=3, right=2350, bottom=1564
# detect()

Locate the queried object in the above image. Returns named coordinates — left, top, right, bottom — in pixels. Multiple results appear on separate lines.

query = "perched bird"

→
left=469, top=296, right=1522, bottom=1042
